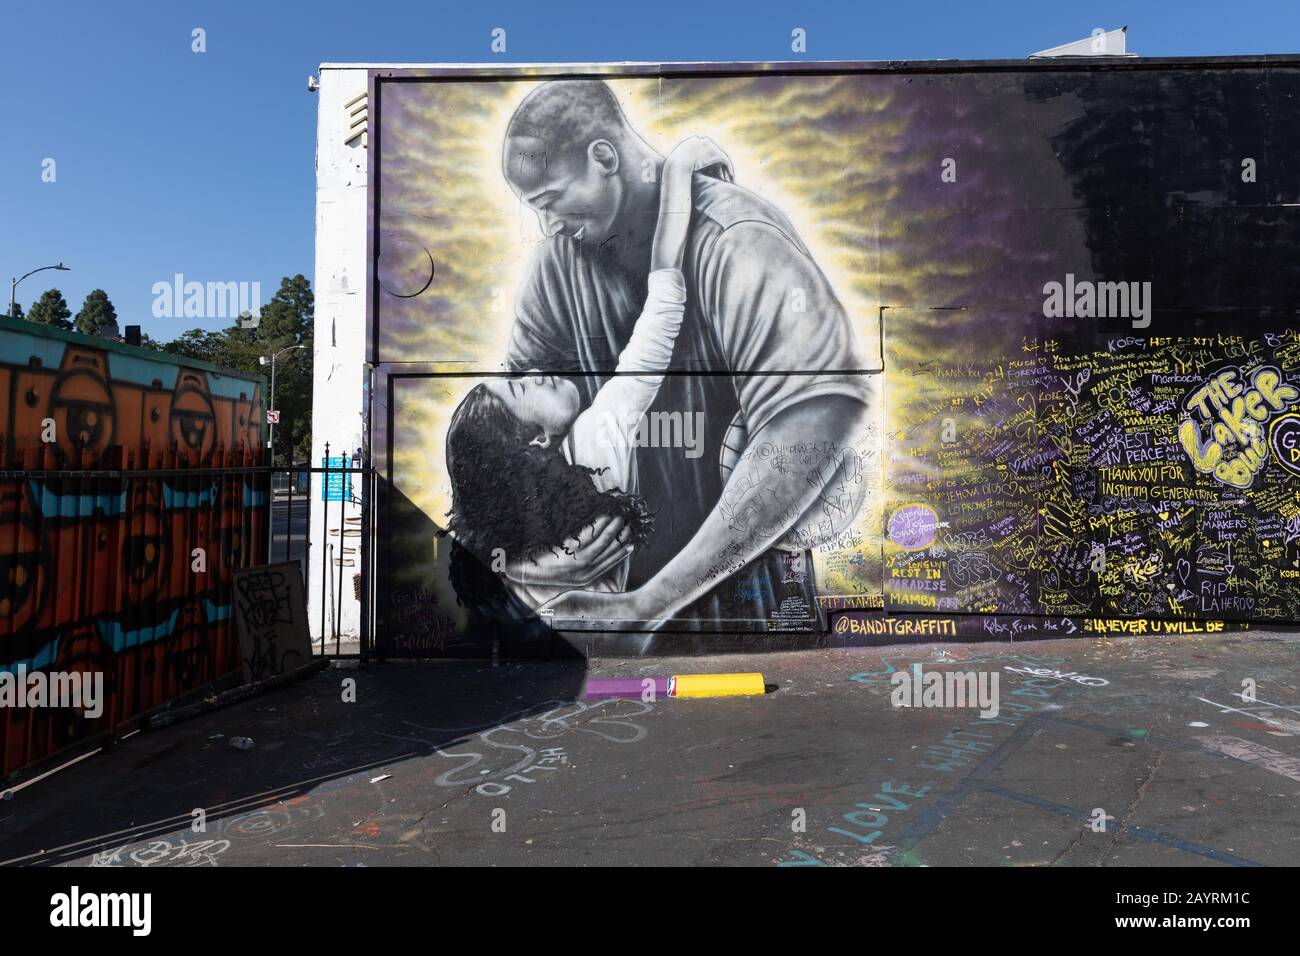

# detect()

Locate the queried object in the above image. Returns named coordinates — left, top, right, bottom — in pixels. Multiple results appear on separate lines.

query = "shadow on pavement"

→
left=0, top=660, right=589, bottom=866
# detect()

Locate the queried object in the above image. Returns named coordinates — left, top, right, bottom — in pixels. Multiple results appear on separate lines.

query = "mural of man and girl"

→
left=442, top=79, right=873, bottom=630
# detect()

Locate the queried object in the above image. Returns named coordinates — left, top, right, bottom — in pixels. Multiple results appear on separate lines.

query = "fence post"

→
left=360, top=447, right=370, bottom=661
left=320, top=442, right=330, bottom=651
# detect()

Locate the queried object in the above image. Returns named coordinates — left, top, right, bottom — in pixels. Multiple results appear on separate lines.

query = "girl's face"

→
left=484, top=371, right=581, bottom=438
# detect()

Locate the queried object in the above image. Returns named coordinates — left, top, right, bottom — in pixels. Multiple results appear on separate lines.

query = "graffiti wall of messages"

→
left=368, top=61, right=1300, bottom=654
left=878, top=327, right=1300, bottom=628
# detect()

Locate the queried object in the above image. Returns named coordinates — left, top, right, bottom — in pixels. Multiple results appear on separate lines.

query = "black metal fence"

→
left=269, top=443, right=369, bottom=660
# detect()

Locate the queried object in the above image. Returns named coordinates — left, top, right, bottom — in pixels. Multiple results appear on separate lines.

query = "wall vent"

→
left=344, top=91, right=368, bottom=148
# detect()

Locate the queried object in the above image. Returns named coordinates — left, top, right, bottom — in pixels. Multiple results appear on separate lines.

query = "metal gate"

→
left=268, top=444, right=370, bottom=661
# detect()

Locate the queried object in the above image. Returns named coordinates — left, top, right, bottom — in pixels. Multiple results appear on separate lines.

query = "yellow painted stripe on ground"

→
left=670, top=673, right=766, bottom=698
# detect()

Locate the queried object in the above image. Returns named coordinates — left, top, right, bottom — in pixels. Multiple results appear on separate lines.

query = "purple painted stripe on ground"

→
left=583, top=677, right=670, bottom=699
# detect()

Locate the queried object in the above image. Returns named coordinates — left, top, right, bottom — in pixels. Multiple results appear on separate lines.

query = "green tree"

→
left=160, top=275, right=314, bottom=465
left=27, top=288, right=73, bottom=330
left=256, top=275, right=314, bottom=465
left=75, top=288, right=118, bottom=336
left=161, top=327, right=230, bottom=366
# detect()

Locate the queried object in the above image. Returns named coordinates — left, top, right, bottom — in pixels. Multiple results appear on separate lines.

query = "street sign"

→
left=267, top=409, right=281, bottom=424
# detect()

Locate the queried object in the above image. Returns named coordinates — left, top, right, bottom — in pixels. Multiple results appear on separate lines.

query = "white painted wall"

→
left=309, top=66, right=368, bottom=642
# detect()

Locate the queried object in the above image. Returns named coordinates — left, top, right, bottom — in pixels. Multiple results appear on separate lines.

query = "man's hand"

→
left=664, top=135, right=733, bottom=180
left=503, top=516, right=633, bottom=589
left=652, top=135, right=734, bottom=272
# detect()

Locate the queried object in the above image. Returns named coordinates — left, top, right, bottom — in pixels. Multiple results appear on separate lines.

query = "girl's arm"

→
left=570, top=137, right=735, bottom=466
left=651, top=136, right=733, bottom=272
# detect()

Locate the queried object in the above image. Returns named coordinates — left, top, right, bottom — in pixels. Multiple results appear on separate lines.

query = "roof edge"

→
left=0, top=313, right=268, bottom=385
left=319, top=53, right=1300, bottom=75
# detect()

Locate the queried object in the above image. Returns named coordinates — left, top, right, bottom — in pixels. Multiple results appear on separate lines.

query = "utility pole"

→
left=260, top=343, right=306, bottom=563
left=260, top=343, right=307, bottom=466
left=9, top=262, right=70, bottom=317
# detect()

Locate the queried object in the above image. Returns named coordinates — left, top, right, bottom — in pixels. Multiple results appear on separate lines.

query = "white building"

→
left=308, top=64, right=370, bottom=643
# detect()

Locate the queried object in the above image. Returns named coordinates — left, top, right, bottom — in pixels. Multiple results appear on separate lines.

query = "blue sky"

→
left=3, top=0, right=1297, bottom=338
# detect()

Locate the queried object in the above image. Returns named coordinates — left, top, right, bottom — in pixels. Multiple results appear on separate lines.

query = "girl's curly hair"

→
left=445, top=383, right=654, bottom=570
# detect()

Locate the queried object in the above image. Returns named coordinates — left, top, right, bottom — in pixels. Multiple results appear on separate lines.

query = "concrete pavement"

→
left=2, top=631, right=1297, bottom=867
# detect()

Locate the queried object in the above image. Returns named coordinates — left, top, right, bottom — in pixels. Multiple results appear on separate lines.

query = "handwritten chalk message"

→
left=889, top=503, right=941, bottom=550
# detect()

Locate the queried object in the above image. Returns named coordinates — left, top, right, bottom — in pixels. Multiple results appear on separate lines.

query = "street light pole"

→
left=260, top=343, right=307, bottom=466
left=269, top=357, right=276, bottom=456
left=9, top=262, right=70, bottom=317
left=261, top=343, right=307, bottom=565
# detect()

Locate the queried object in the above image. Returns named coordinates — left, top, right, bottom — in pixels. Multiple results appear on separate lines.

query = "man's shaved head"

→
left=504, top=80, right=633, bottom=171
left=502, top=79, right=658, bottom=249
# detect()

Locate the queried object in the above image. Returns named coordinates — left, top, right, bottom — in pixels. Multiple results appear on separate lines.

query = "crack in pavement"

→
left=415, top=784, right=480, bottom=826
left=1101, top=746, right=1166, bottom=865
left=1049, top=821, right=1089, bottom=866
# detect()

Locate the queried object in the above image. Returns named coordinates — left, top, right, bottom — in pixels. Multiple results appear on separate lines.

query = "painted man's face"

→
left=503, top=135, right=623, bottom=245
left=485, top=371, right=581, bottom=438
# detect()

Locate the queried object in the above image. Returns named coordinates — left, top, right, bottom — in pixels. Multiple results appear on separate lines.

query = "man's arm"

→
left=670, top=216, right=871, bottom=608
left=544, top=216, right=872, bottom=621
left=542, top=397, right=865, bottom=620
left=634, top=394, right=865, bottom=619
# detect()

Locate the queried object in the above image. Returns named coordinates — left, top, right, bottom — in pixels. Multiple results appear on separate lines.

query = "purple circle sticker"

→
left=889, top=504, right=940, bottom=550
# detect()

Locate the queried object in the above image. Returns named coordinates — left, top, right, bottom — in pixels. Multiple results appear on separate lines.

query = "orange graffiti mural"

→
left=0, top=319, right=268, bottom=774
